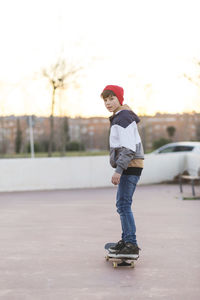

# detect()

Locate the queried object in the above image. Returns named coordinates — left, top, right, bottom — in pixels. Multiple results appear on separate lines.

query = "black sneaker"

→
left=108, top=242, right=140, bottom=259
left=108, top=240, right=125, bottom=253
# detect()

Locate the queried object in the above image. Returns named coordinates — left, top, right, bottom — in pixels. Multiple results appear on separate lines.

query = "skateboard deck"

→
left=104, top=242, right=138, bottom=268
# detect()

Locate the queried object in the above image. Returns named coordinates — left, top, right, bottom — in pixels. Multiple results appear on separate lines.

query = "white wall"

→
left=0, top=156, right=114, bottom=192
left=140, top=152, right=186, bottom=184
left=0, top=153, right=199, bottom=192
left=141, top=152, right=200, bottom=184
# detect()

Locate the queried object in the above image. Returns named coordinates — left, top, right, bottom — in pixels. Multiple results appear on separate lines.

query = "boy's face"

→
left=103, top=95, right=121, bottom=112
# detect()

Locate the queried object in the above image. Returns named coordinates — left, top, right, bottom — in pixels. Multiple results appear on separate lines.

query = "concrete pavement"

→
left=0, top=184, right=199, bottom=300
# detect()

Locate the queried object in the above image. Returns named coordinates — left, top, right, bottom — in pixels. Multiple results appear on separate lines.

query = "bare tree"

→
left=184, top=58, right=200, bottom=87
left=43, top=58, right=81, bottom=157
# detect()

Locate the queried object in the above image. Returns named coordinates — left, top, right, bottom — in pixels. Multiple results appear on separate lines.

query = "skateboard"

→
left=104, top=242, right=138, bottom=268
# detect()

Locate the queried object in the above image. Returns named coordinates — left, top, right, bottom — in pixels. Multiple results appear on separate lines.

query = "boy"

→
left=101, top=85, right=144, bottom=259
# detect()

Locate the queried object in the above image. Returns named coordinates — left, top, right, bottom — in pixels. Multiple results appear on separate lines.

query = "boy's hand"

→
left=111, top=172, right=121, bottom=185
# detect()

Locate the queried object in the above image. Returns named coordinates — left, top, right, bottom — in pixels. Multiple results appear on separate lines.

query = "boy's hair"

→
left=101, top=90, right=116, bottom=99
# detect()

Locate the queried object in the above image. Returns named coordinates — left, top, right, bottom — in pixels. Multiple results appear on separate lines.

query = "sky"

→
left=0, top=0, right=200, bottom=117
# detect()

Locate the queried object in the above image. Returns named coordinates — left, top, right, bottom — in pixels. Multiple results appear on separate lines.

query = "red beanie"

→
left=102, top=85, right=124, bottom=105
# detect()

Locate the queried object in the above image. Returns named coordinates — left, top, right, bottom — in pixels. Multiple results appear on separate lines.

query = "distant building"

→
left=139, top=113, right=200, bottom=151
left=0, top=112, right=200, bottom=154
left=69, top=117, right=109, bottom=150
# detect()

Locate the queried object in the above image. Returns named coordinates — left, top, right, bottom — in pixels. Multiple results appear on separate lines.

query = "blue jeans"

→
left=116, top=174, right=140, bottom=245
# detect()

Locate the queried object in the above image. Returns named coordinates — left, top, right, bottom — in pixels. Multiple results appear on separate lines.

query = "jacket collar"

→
left=109, top=104, right=140, bottom=124
left=114, top=104, right=131, bottom=114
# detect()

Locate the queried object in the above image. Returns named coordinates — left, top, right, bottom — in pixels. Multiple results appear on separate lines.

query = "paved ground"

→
left=0, top=184, right=199, bottom=300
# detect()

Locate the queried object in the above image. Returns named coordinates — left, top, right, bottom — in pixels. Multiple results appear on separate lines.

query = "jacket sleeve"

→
left=115, top=121, right=141, bottom=175
left=115, top=147, right=135, bottom=174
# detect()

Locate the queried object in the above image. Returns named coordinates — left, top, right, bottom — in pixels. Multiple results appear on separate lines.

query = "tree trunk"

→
left=48, top=87, right=56, bottom=157
left=15, top=118, right=23, bottom=154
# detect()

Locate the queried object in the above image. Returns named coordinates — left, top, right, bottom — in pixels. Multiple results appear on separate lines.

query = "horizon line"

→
left=0, top=110, right=200, bottom=118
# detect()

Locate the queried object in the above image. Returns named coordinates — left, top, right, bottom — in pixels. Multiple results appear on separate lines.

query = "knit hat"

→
left=102, top=85, right=124, bottom=105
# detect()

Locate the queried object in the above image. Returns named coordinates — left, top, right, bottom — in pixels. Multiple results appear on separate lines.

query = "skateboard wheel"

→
left=113, top=262, right=118, bottom=268
left=105, top=256, right=109, bottom=261
left=131, top=261, right=135, bottom=268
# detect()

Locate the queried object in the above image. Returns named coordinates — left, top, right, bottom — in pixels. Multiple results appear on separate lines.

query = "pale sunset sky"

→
left=0, top=0, right=200, bottom=118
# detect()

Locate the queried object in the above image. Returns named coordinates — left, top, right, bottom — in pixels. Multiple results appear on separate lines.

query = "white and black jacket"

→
left=109, top=105, right=144, bottom=175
